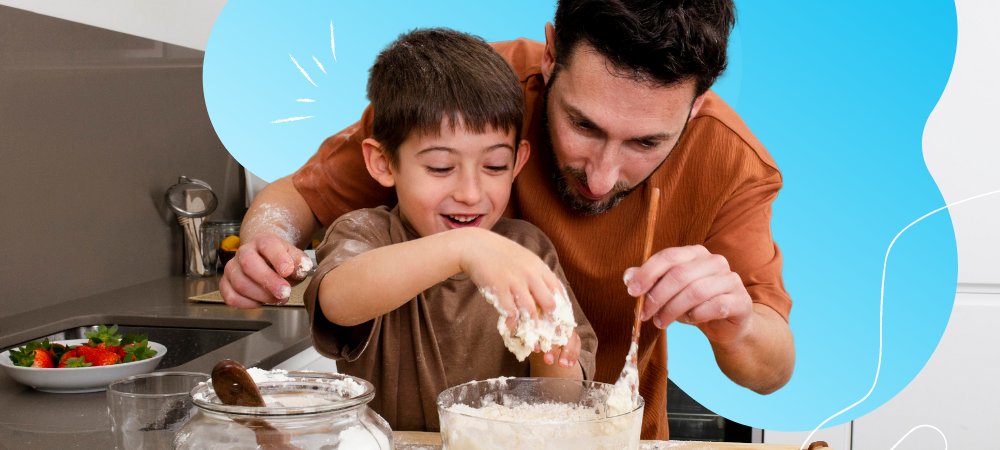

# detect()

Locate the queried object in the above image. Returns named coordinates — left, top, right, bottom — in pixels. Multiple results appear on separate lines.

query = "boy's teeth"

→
left=447, top=215, right=477, bottom=223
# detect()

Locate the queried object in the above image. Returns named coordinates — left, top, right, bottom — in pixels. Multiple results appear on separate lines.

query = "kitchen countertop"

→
left=393, top=432, right=833, bottom=449
left=0, top=275, right=312, bottom=449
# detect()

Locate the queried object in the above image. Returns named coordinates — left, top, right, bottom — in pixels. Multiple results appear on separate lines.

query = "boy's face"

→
left=363, top=118, right=530, bottom=238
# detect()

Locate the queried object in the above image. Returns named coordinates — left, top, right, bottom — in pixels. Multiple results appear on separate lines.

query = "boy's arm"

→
left=319, top=229, right=467, bottom=326
left=320, top=226, right=570, bottom=330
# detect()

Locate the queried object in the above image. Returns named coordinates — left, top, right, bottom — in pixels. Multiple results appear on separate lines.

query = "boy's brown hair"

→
left=366, top=28, right=525, bottom=166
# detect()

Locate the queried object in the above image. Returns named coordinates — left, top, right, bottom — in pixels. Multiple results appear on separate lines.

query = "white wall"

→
left=0, top=0, right=228, bottom=51
left=923, top=0, right=1000, bottom=286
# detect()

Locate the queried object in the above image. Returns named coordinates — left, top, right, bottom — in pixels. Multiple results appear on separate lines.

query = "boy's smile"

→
left=362, top=116, right=530, bottom=238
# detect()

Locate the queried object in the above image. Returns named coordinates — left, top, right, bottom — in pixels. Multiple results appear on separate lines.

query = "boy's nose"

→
left=452, top=172, right=483, bottom=205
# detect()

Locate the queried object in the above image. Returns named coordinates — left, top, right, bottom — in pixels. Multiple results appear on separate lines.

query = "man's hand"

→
left=220, top=232, right=312, bottom=309
left=623, top=245, right=753, bottom=345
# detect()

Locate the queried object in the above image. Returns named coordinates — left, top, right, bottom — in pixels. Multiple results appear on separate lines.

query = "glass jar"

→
left=438, top=377, right=644, bottom=450
left=204, top=220, right=241, bottom=269
left=174, top=372, right=393, bottom=449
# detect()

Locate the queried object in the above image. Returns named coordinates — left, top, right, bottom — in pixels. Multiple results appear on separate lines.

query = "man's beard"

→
left=539, top=80, right=685, bottom=215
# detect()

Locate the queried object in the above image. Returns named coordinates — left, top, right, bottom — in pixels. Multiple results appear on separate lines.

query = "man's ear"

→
left=541, top=23, right=557, bottom=84
left=688, top=93, right=708, bottom=122
left=512, top=139, right=531, bottom=178
left=361, top=138, right=396, bottom=188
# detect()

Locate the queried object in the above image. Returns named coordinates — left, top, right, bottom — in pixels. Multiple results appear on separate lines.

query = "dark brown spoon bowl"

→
left=211, top=359, right=303, bottom=450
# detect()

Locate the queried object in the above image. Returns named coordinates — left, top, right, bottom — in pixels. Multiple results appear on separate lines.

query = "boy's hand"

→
left=544, top=330, right=582, bottom=369
left=529, top=330, right=584, bottom=380
left=457, top=228, right=565, bottom=332
left=220, top=231, right=312, bottom=309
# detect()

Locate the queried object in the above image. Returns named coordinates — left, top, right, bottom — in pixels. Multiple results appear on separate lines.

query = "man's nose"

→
left=585, top=146, right=621, bottom=197
left=453, top=171, right=483, bottom=205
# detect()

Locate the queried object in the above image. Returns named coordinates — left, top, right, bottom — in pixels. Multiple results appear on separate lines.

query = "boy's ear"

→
left=361, top=138, right=396, bottom=188
left=512, top=139, right=531, bottom=178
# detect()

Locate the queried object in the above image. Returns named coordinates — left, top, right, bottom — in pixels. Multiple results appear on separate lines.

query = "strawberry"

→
left=58, top=348, right=81, bottom=366
left=59, top=356, right=92, bottom=368
left=75, top=345, right=120, bottom=366
left=9, top=340, right=56, bottom=368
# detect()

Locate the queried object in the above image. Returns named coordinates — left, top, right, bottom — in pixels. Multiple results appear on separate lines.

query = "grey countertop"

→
left=0, top=276, right=312, bottom=449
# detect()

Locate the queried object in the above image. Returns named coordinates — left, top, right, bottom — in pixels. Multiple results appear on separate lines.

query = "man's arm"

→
left=219, top=175, right=321, bottom=309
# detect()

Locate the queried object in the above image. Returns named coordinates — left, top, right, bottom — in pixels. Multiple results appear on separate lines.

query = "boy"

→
left=303, top=29, right=597, bottom=432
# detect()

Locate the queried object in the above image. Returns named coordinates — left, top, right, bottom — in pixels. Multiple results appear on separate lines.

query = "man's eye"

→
left=573, top=119, right=595, bottom=130
left=485, top=165, right=509, bottom=172
left=427, top=167, right=453, bottom=174
left=637, top=140, right=659, bottom=149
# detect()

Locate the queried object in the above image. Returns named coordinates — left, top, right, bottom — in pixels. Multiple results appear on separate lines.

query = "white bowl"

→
left=0, top=339, right=167, bottom=393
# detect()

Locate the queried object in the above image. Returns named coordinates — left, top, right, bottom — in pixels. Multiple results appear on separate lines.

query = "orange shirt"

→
left=293, top=38, right=791, bottom=440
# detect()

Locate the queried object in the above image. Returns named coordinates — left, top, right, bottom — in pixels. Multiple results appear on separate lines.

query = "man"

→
left=221, top=0, right=795, bottom=440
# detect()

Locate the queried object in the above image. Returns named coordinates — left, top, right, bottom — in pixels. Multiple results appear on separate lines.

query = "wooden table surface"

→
left=393, top=431, right=833, bottom=450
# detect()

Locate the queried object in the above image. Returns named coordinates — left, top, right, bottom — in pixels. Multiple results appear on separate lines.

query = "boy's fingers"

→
left=527, top=276, right=556, bottom=317
left=559, top=332, right=582, bottom=368
left=496, top=289, right=519, bottom=331
left=511, top=285, right=538, bottom=321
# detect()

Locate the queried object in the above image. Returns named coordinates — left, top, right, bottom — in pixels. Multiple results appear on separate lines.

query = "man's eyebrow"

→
left=563, top=102, right=674, bottom=142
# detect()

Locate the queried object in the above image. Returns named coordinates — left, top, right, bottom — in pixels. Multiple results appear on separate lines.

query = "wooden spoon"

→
left=212, top=360, right=302, bottom=450
left=625, top=188, right=660, bottom=398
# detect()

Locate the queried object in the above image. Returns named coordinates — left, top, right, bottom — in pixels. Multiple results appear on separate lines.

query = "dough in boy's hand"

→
left=478, top=284, right=577, bottom=361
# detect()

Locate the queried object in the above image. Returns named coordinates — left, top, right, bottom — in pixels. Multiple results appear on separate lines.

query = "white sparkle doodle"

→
left=330, top=21, right=337, bottom=62
left=313, top=56, right=327, bottom=74
left=289, top=54, right=317, bottom=87
left=271, top=116, right=314, bottom=124
left=296, top=99, right=316, bottom=102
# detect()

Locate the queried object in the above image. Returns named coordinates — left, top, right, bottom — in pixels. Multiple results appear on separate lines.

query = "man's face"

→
left=542, top=43, right=702, bottom=214
left=383, top=118, right=528, bottom=238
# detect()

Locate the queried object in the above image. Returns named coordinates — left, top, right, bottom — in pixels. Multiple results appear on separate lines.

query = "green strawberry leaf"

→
left=123, top=340, right=157, bottom=362
left=119, top=334, right=148, bottom=347
left=62, top=356, right=92, bottom=368
left=85, top=324, right=122, bottom=347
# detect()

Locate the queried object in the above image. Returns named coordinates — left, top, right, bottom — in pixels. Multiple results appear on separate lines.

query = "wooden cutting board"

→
left=393, top=431, right=833, bottom=450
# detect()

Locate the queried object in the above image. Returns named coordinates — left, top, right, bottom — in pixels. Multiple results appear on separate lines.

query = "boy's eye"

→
left=485, top=165, right=509, bottom=172
left=427, top=167, right=453, bottom=174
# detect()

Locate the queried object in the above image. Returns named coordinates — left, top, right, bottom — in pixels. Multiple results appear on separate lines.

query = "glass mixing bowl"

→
left=174, top=371, right=393, bottom=449
left=438, top=377, right=644, bottom=450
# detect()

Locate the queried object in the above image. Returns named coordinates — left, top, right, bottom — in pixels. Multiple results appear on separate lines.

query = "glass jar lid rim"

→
left=191, top=372, right=375, bottom=416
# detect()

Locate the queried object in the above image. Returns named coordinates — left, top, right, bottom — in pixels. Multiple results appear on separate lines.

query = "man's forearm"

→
left=241, top=175, right=322, bottom=248
left=709, top=303, right=795, bottom=395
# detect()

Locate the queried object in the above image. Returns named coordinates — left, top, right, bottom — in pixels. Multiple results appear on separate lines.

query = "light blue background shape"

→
left=204, top=0, right=959, bottom=431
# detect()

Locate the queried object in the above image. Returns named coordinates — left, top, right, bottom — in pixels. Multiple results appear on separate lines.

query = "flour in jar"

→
left=478, top=283, right=577, bottom=361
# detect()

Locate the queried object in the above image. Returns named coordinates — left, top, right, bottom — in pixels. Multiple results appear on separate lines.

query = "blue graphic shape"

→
left=204, top=0, right=553, bottom=183
left=204, top=0, right=959, bottom=431
left=667, top=0, right=958, bottom=431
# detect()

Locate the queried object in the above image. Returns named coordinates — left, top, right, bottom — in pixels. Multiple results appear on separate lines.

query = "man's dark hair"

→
left=553, top=0, right=735, bottom=96
left=367, top=28, right=525, bottom=166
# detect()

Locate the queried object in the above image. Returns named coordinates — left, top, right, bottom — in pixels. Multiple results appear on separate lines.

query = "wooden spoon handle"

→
left=631, top=188, right=661, bottom=358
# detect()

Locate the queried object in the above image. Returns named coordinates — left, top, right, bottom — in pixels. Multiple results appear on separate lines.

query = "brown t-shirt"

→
left=294, top=39, right=791, bottom=440
left=303, top=206, right=598, bottom=432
